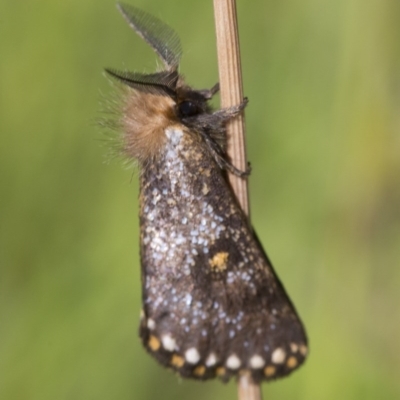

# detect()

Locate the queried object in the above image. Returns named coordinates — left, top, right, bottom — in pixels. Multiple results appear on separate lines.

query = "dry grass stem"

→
left=213, top=0, right=250, bottom=217
left=213, top=0, right=262, bottom=399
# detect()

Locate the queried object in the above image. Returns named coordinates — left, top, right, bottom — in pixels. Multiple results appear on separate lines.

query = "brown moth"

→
left=106, top=3, right=308, bottom=383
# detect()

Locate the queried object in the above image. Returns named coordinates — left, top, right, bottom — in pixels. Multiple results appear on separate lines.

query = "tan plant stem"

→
left=213, top=1, right=262, bottom=399
left=213, top=0, right=250, bottom=218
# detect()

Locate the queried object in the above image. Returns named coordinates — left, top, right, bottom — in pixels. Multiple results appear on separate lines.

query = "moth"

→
left=106, top=3, right=308, bottom=383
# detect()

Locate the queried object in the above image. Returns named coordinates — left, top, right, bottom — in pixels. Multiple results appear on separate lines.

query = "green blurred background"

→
left=1, top=0, right=399, bottom=399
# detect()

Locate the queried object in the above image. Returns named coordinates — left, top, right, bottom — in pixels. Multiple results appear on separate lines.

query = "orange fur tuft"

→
left=121, top=89, right=179, bottom=163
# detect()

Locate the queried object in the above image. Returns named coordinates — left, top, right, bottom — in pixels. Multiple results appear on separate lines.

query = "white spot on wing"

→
left=226, top=354, right=241, bottom=369
left=249, top=355, right=265, bottom=369
left=271, top=348, right=286, bottom=364
left=185, top=347, right=200, bottom=364
left=290, top=343, right=299, bottom=353
left=205, top=353, right=217, bottom=367
left=147, top=319, right=155, bottom=330
left=161, top=334, right=177, bottom=352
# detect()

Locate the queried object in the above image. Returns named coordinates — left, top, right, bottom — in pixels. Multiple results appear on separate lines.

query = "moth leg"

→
left=183, top=98, right=248, bottom=130
left=215, top=155, right=251, bottom=177
left=211, top=97, right=249, bottom=123
left=184, top=97, right=250, bottom=177
left=211, top=97, right=250, bottom=177
left=201, top=130, right=251, bottom=178
left=198, top=82, right=220, bottom=99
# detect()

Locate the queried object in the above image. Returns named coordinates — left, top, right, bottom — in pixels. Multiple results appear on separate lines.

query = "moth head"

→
left=105, top=4, right=221, bottom=165
left=105, top=67, right=219, bottom=164
left=175, top=82, right=220, bottom=119
left=106, top=66, right=219, bottom=105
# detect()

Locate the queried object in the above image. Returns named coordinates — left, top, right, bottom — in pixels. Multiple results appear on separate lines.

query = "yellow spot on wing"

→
left=216, top=367, right=226, bottom=376
left=171, top=354, right=185, bottom=368
left=209, top=252, right=229, bottom=272
left=148, top=335, right=160, bottom=351
left=287, top=356, right=298, bottom=369
left=194, top=365, right=206, bottom=376
left=264, top=365, right=276, bottom=377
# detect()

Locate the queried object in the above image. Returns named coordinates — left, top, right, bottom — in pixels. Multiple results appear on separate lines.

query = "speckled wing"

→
left=138, top=126, right=308, bottom=382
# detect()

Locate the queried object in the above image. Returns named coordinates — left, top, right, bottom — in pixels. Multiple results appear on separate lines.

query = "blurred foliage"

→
left=1, top=0, right=399, bottom=399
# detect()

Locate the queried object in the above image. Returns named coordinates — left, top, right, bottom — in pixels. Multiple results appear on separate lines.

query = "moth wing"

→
left=174, top=215, right=308, bottom=381
left=139, top=141, right=308, bottom=381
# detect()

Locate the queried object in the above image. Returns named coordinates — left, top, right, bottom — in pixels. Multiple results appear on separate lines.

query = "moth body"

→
left=106, top=3, right=308, bottom=383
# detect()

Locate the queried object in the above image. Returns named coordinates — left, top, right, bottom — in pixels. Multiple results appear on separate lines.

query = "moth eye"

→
left=178, top=101, right=199, bottom=117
